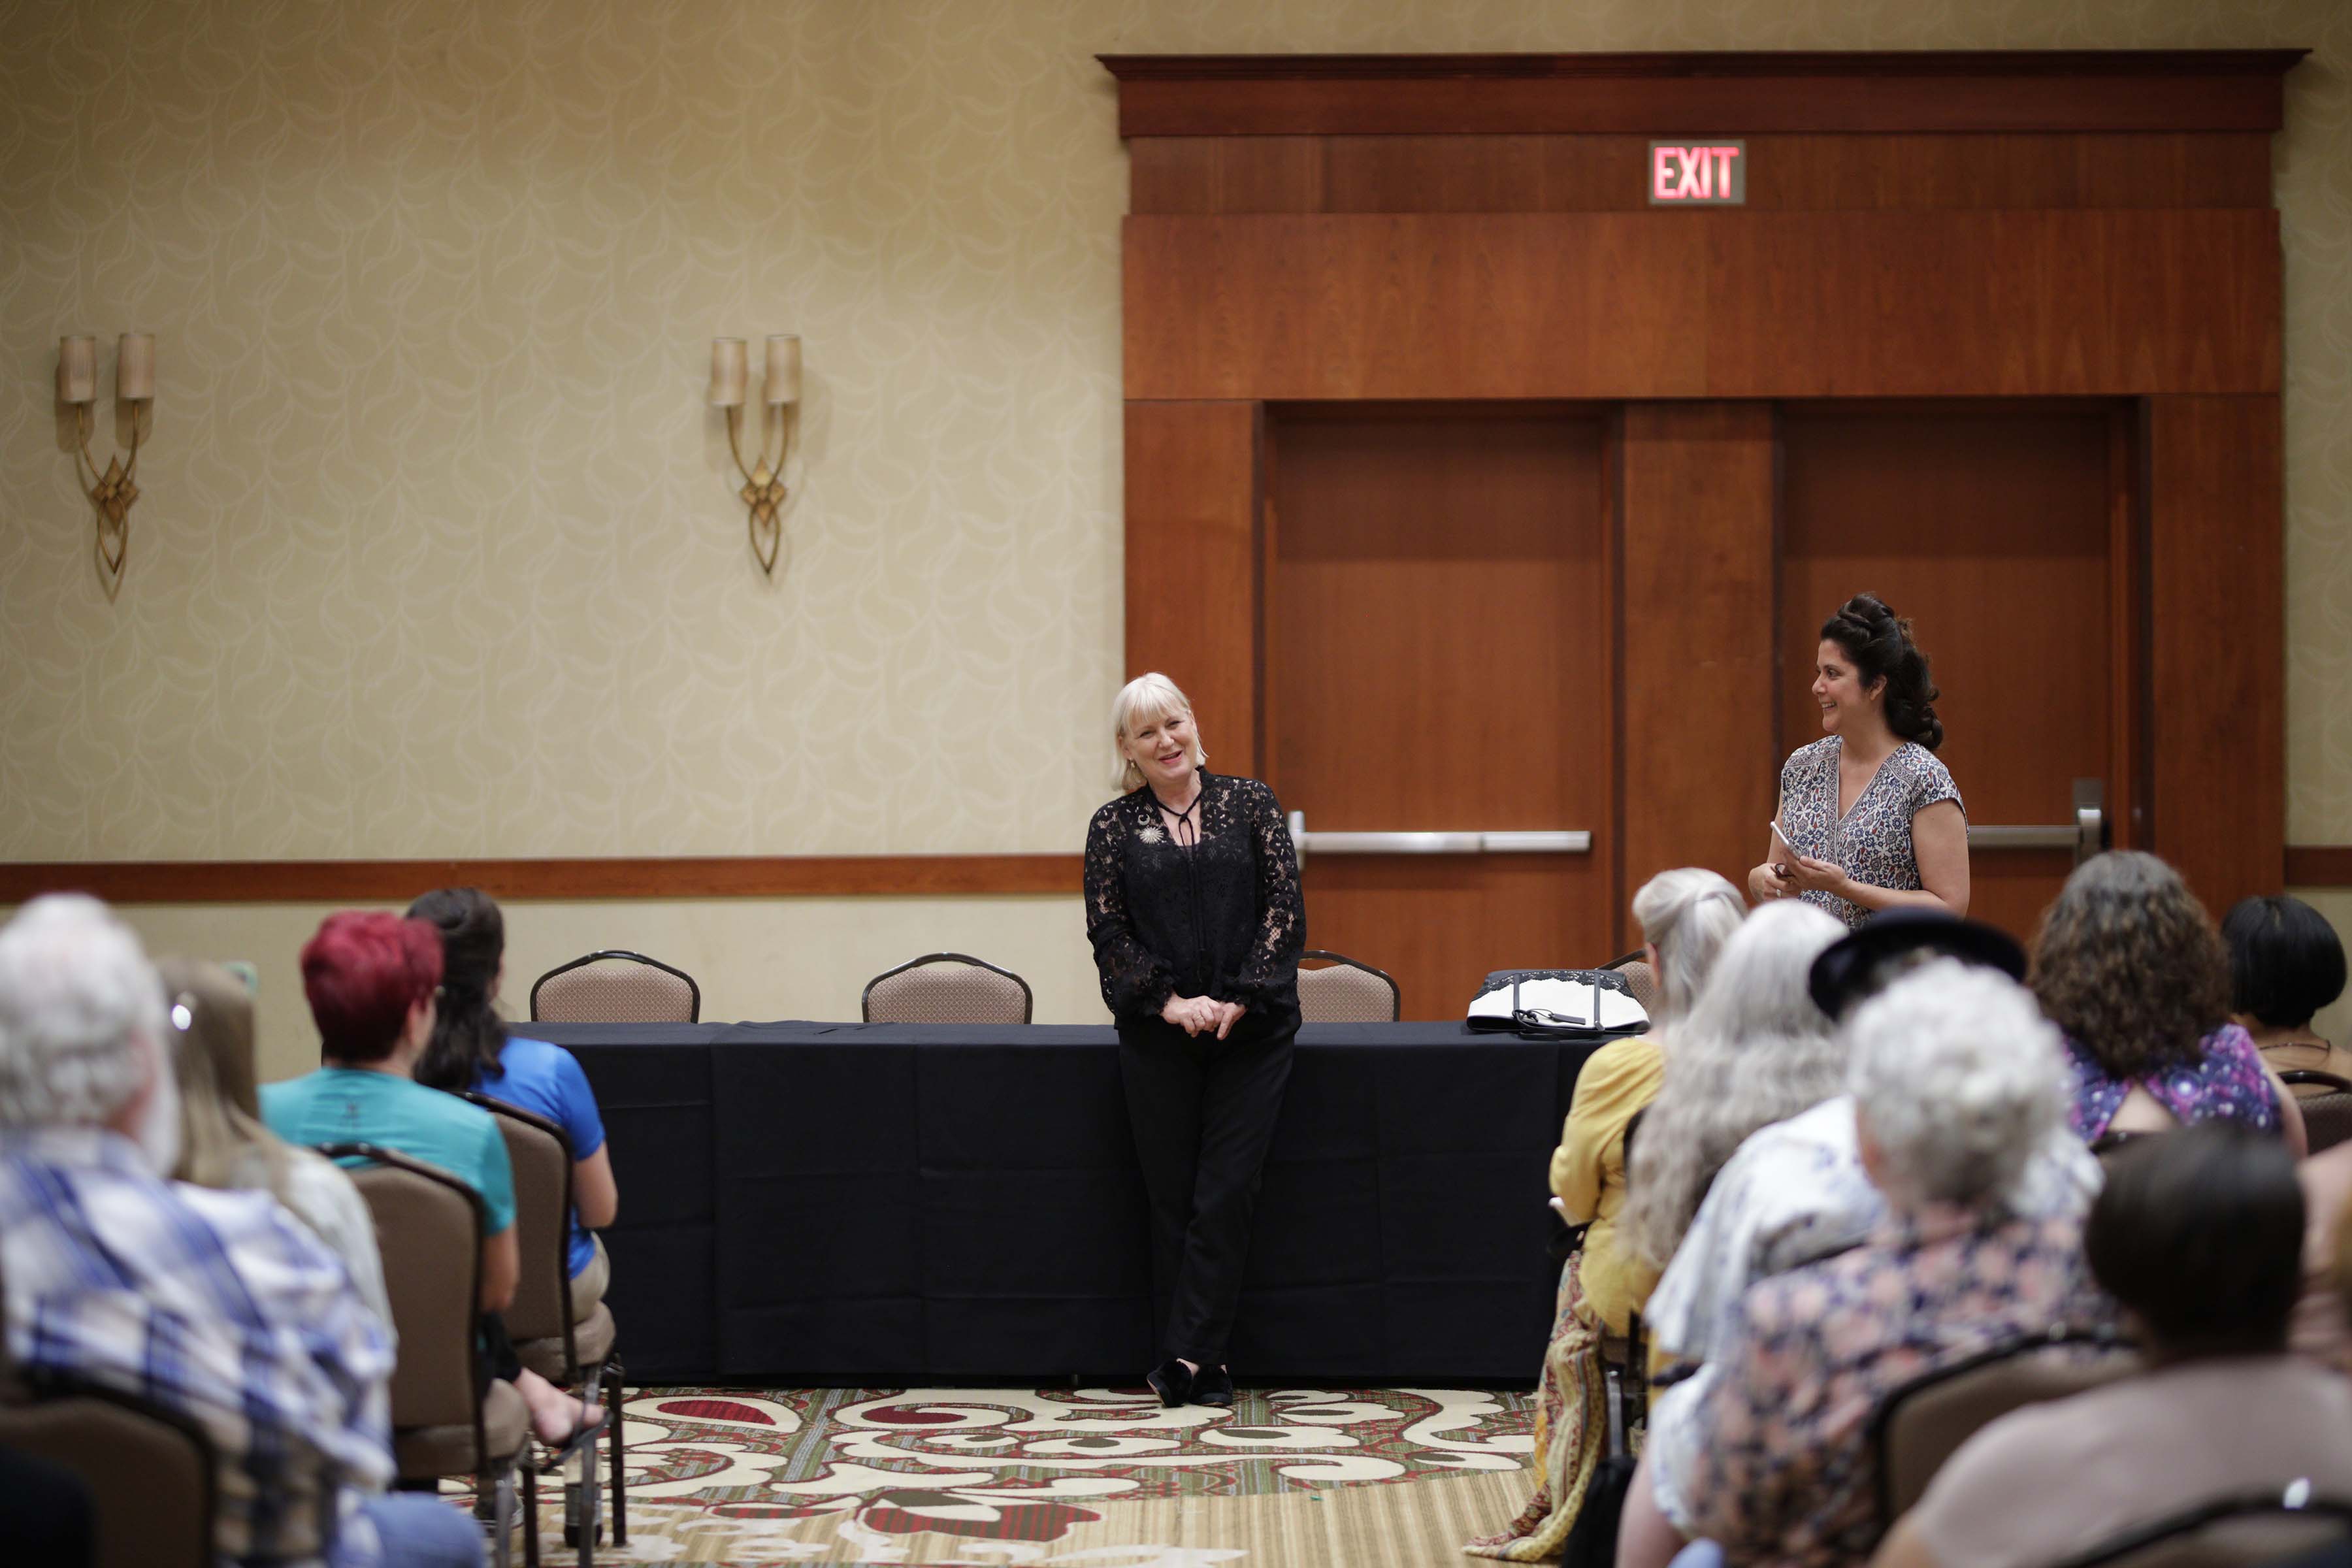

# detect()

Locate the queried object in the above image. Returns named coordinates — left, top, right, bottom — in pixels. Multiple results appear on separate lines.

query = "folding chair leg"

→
left=486, top=1463, right=514, bottom=1568
left=521, top=1459, right=540, bottom=1568
left=604, top=1360, right=627, bottom=1545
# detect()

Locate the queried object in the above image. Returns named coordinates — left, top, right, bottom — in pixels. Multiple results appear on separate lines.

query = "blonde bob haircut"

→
left=1112, top=672, right=1207, bottom=792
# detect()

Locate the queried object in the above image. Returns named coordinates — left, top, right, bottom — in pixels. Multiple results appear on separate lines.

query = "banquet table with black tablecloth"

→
left=531, top=1020, right=1602, bottom=1384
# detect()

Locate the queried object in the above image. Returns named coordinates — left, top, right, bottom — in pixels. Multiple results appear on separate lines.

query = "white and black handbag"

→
left=1465, top=968, right=1650, bottom=1040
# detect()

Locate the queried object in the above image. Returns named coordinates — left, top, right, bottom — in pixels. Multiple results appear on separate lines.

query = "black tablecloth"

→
left=538, top=1021, right=1599, bottom=1384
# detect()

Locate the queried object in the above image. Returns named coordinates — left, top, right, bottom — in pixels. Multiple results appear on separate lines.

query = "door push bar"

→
left=1967, top=778, right=2108, bottom=866
left=1286, top=811, right=1592, bottom=860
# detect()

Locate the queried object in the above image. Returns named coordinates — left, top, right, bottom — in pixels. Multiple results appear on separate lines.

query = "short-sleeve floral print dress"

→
left=1777, top=737, right=1965, bottom=928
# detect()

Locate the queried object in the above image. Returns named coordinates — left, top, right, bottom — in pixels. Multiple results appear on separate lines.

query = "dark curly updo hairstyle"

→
left=1820, top=593, right=1944, bottom=752
left=406, top=886, right=510, bottom=1092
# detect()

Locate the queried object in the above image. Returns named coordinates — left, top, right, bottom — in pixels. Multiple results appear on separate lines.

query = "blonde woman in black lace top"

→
left=1084, top=672, right=1305, bottom=1411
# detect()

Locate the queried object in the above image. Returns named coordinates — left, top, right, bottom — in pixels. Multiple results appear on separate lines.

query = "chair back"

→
left=1608, top=957, right=1661, bottom=1016
left=1874, top=1330, right=2140, bottom=1523
left=0, top=1383, right=217, bottom=1568
left=0, top=1245, right=216, bottom=1568
left=1297, top=951, right=1401, bottom=1023
left=531, top=950, right=700, bottom=1023
left=862, top=953, right=1034, bottom=1024
left=463, top=1094, right=579, bottom=1369
left=2284, top=1071, right=2352, bottom=1154
left=2046, top=1489, right=2352, bottom=1568
left=328, top=1145, right=486, bottom=1436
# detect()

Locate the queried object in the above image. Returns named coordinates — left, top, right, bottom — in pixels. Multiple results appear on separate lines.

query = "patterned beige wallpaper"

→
left=4, top=1, right=2349, bottom=1046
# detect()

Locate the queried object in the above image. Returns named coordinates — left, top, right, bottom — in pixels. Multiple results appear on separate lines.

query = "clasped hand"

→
left=1753, top=855, right=1850, bottom=900
left=1162, top=993, right=1244, bottom=1039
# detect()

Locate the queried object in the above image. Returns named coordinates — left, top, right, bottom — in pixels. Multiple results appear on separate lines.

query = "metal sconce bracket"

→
left=709, top=335, right=800, bottom=578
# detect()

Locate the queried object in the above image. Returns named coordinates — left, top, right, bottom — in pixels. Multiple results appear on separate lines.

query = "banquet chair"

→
left=0, top=1250, right=216, bottom=1568
left=463, top=1093, right=627, bottom=1561
left=2044, top=1487, right=2352, bottom=1568
left=327, top=1143, right=538, bottom=1568
left=2283, top=1071, right=2352, bottom=1154
left=862, top=953, right=1033, bottom=1024
left=531, top=951, right=700, bottom=1024
left=1603, top=953, right=1661, bottom=1017
left=1870, top=1327, right=2140, bottom=1525
left=1297, top=951, right=1401, bottom=1023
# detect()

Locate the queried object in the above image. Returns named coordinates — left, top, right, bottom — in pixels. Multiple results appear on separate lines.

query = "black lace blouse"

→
left=1083, top=770, right=1305, bottom=1026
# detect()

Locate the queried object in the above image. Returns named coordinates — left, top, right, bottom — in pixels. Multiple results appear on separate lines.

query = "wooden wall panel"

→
left=1124, top=401, right=1264, bottom=776
left=1617, top=404, right=1778, bottom=923
left=1103, top=54, right=2298, bottom=139
left=1124, top=215, right=1707, bottom=401
left=1126, top=212, right=2278, bottom=401
left=1707, top=210, right=2281, bottom=398
left=2145, top=397, right=2285, bottom=915
left=0, top=856, right=1081, bottom=903
left=1131, top=134, right=2273, bottom=215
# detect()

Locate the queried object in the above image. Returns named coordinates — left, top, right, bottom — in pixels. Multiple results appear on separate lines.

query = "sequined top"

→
left=1084, top=770, right=1305, bottom=1026
left=2066, top=1023, right=2283, bottom=1142
left=1682, top=1205, right=2111, bottom=1568
left=1777, top=737, right=1965, bottom=928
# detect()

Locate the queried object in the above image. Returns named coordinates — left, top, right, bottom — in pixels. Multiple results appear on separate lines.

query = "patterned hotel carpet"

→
left=480, top=1384, right=1537, bottom=1565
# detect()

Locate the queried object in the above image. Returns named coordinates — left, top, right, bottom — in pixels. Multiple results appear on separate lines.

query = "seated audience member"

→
left=1621, top=899, right=1848, bottom=1278
left=2033, top=851, right=2305, bottom=1154
left=1874, top=1124, right=2352, bottom=1568
left=263, top=910, right=598, bottom=1449
left=1620, top=914, right=2100, bottom=1568
left=2224, top=893, right=2351, bottom=1092
left=408, top=888, right=617, bottom=1324
left=0, top=895, right=481, bottom=1567
left=2295, top=1127, right=2352, bottom=1369
left=1469, top=868, right=1746, bottom=1559
left=160, top=955, right=395, bottom=1332
left=1676, top=960, right=2112, bottom=1568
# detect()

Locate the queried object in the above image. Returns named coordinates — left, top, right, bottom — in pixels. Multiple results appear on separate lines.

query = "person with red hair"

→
left=264, top=911, right=600, bottom=1449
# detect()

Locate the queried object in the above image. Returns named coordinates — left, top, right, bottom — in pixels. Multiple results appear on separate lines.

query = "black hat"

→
left=1807, top=907, right=2027, bottom=1019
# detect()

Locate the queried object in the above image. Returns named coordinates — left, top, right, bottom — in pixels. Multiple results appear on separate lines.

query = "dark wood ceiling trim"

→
left=0, top=855, right=1085, bottom=904
left=1100, top=51, right=2305, bottom=138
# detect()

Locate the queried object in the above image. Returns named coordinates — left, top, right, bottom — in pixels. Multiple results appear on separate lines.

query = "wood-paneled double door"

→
left=1246, top=399, right=2139, bottom=1021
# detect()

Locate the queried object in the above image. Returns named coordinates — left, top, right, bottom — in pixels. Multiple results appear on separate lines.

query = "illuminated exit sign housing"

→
left=1648, top=140, right=1747, bottom=205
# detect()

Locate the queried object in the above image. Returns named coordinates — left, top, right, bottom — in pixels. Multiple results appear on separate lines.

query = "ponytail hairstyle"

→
left=1820, top=592, right=1944, bottom=751
left=1629, top=868, right=1746, bottom=1026
left=406, top=887, right=508, bottom=1092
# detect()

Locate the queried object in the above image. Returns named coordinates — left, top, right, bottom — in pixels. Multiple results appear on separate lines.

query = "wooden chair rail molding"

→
left=3, top=849, right=2347, bottom=904
left=1099, top=51, right=2306, bottom=139
left=0, top=856, right=1084, bottom=905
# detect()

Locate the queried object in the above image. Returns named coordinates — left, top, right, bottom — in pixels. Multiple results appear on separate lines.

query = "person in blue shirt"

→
left=263, top=910, right=599, bottom=1450
left=408, top=887, right=618, bottom=1324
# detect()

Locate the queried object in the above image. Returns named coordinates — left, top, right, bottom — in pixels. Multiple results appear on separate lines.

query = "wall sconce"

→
left=709, top=335, right=799, bottom=576
left=57, top=333, right=155, bottom=583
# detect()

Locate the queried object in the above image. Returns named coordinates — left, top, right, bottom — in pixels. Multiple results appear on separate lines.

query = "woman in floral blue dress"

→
left=1752, top=593, right=1969, bottom=926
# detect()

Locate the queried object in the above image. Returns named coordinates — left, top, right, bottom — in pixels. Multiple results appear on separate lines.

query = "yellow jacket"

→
left=1549, top=1034, right=1666, bottom=1334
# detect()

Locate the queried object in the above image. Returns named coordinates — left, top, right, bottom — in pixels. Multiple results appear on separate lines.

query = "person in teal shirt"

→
left=263, top=910, right=598, bottom=1450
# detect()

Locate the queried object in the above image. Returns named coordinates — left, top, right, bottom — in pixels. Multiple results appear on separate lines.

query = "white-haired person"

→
left=1617, top=911, right=2100, bottom=1568
left=1469, top=868, right=1747, bottom=1560
left=1084, top=671, right=1305, bottom=1409
left=1620, top=898, right=1850, bottom=1281
left=1670, top=961, right=2112, bottom=1568
left=0, top=896, right=483, bottom=1567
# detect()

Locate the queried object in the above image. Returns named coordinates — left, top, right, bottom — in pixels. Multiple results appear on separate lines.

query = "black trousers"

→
left=1117, top=1009, right=1297, bottom=1365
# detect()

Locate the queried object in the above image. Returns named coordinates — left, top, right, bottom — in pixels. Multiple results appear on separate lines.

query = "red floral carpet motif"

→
left=604, top=1385, right=1533, bottom=1547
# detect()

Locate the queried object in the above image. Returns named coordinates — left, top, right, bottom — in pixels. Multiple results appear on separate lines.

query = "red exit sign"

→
left=1648, top=141, right=1746, bottom=205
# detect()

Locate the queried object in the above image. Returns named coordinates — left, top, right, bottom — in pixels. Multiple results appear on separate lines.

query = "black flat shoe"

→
left=1146, top=1358, right=1194, bottom=1407
left=1192, top=1365, right=1234, bottom=1407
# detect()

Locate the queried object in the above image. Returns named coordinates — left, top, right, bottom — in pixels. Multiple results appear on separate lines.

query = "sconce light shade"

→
left=708, top=338, right=748, bottom=407
left=117, top=333, right=155, bottom=401
left=57, top=336, right=97, bottom=404
left=764, top=335, right=800, bottom=406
